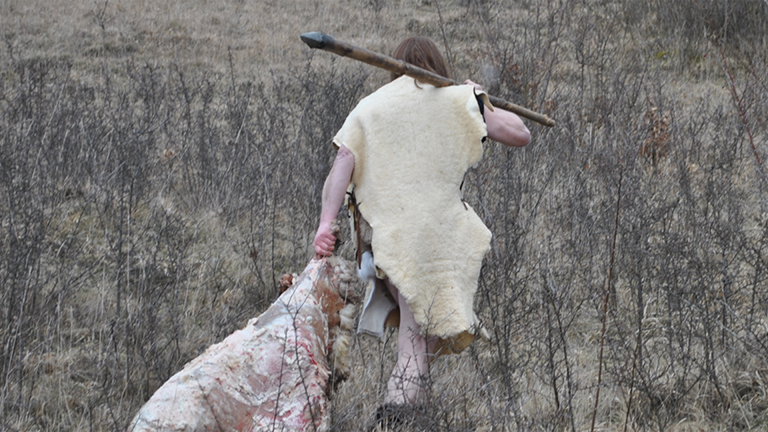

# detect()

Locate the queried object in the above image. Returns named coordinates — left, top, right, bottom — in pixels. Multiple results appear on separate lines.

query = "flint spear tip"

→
left=301, top=32, right=327, bottom=49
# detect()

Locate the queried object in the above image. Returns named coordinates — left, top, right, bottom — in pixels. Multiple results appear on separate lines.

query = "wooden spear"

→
left=300, top=32, right=556, bottom=128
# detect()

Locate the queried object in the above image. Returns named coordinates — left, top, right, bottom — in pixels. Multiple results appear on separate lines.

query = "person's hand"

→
left=313, top=222, right=336, bottom=259
left=464, top=79, right=483, bottom=92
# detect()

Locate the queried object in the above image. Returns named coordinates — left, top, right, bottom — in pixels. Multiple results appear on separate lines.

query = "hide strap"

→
left=347, top=190, right=363, bottom=268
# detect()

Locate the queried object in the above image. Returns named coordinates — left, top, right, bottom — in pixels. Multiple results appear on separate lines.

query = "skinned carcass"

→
left=129, top=257, right=359, bottom=432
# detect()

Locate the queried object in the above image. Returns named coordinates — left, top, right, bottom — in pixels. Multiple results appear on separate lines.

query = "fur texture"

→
left=335, top=76, right=490, bottom=352
left=129, top=257, right=359, bottom=432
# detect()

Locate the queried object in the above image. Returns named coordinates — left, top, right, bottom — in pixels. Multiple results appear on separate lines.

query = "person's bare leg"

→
left=384, top=280, right=435, bottom=405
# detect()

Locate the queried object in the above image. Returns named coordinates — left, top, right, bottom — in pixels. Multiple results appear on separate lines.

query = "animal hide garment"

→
left=335, top=76, right=492, bottom=353
left=129, top=258, right=357, bottom=432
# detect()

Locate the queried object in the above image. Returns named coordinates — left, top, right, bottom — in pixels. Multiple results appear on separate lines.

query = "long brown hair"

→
left=390, top=37, right=450, bottom=81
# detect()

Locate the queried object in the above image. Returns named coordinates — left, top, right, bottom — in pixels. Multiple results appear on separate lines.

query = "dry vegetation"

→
left=1, top=0, right=768, bottom=430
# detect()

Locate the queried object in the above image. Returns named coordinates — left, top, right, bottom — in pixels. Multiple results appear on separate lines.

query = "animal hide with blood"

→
left=128, top=257, right=358, bottom=432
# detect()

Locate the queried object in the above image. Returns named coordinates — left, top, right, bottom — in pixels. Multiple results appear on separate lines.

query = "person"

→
left=312, top=36, right=530, bottom=423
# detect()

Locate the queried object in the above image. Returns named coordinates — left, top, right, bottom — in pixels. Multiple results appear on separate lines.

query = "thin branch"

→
left=591, top=164, right=623, bottom=432
left=623, top=323, right=642, bottom=432
left=434, top=0, right=455, bottom=74
left=715, top=30, right=767, bottom=188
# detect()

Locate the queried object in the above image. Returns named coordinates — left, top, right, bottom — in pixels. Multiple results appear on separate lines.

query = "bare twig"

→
left=434, top=0, right=456, bottom=74
left=623, top=320, right=642, bottom=432
left=591, top=164, right=623, bottom=432
left=715, top=39, right=767, bottom=188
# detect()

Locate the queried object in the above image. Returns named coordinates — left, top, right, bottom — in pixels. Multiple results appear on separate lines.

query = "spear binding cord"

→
left=300, top=32, right=556, bottom=128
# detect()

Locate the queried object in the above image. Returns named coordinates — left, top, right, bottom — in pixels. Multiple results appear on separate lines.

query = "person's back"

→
left=336, top=74, right=492, bottom=350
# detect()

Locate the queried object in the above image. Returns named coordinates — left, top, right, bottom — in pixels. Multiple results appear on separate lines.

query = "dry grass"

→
left=0, top=0, right=470, bottom=83
left=2, top=0, right=768, bottom=431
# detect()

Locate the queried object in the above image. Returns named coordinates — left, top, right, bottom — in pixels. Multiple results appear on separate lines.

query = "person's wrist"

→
left=318, top=219, right=332, bottom=231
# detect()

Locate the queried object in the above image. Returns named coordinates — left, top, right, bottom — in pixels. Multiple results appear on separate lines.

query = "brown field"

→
left=1, top=0, right=768, bottom=430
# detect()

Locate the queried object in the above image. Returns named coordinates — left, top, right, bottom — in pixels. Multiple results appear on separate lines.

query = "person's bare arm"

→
left=465, top=80, right=531, bottom=147
left=313, top=145, right=355, bottom=258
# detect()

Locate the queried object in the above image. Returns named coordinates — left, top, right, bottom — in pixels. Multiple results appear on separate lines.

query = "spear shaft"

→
left=300, top=32, right=556, bottom=128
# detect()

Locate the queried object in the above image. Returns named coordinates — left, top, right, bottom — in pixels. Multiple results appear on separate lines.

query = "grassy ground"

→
left=2, top=0, right=768, bottom=430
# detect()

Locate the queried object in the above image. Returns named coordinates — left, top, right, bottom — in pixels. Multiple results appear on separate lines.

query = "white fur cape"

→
left=335, top=76, right=492, bottom=353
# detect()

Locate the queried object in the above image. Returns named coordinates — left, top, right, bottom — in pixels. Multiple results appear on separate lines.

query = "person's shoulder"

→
left=349, top=76, right=414, bottom=115
left=443, top=82, right=478, bottom=98
left=368, top=76, right=415, bottom=99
